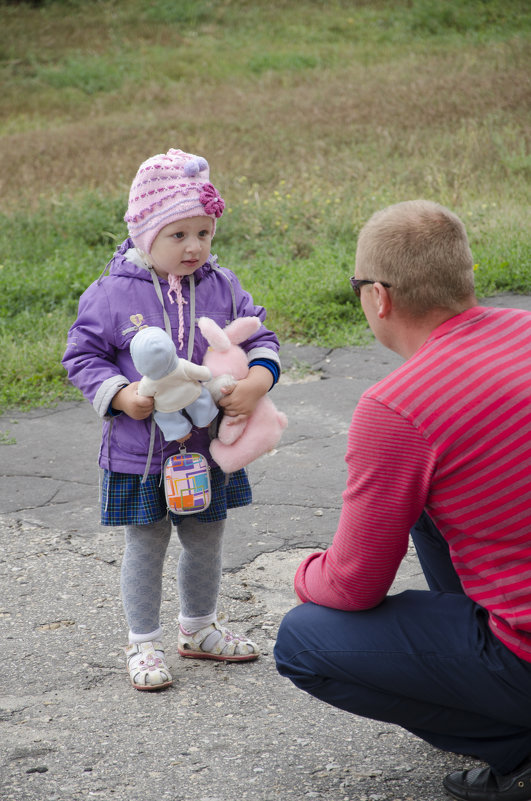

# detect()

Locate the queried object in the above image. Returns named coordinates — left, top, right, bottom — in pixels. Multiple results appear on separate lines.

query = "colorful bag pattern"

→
left=164, top=450, right=211, bottom=514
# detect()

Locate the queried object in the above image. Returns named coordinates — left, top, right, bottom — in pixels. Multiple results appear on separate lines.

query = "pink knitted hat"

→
left=124, top=148, right=225, bottom=254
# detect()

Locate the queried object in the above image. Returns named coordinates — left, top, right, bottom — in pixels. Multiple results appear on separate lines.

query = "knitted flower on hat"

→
left=124, top=148, right=225, bottom=254
left=199, top=183, right=225, bottom=218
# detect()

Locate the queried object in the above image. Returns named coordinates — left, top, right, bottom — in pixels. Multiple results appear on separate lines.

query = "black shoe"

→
left=443, top=757, right=531, bottom=801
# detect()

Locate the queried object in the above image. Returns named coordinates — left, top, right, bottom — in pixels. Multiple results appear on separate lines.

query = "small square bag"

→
left=164, top=448, right=211, bottom=514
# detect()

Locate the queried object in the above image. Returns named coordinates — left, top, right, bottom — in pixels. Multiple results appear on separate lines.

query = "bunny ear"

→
left=224, top=316, right=261, bottom=345
left=197, top=316, right=231, bottom=352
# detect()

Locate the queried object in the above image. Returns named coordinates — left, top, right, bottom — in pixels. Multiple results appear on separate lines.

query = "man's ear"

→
left=374, top=283, right=392, bottom=319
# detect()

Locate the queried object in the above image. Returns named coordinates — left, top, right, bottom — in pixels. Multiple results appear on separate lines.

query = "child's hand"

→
left=219, top=365, right=273, bottom=422
left=112, top=382, right=154, bottom=420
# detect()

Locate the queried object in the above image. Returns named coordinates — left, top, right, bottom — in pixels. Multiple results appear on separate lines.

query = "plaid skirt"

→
left=101, top=466, right=252, bottom=527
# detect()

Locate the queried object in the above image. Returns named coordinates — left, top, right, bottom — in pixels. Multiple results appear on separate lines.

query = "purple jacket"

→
left=62, top=239, right=281, bottom=475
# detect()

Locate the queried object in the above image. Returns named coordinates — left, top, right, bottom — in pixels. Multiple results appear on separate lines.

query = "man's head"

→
left=355, top=200, right=476, bottom=319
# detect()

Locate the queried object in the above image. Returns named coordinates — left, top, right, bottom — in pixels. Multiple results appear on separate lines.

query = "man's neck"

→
left=390, top=303, right=477, bottom=359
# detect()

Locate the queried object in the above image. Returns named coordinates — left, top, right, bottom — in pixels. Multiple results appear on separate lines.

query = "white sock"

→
left=128, top=626, right=163, bottom=645
left=178, top=612, right=217, bottom=633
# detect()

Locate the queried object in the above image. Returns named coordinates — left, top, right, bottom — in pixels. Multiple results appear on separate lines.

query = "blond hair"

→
left=355, top=200, right=476, bottom=317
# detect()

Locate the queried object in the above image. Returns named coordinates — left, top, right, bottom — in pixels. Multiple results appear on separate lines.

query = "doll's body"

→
left=131, top=326, right=218, bottom=441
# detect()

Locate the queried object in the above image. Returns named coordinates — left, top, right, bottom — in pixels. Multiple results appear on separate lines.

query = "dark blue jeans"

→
left=274, top=512, right=531, bottom=774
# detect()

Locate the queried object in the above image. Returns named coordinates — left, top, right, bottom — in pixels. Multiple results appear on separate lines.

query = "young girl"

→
left=62, top=148, right=281, bottom=691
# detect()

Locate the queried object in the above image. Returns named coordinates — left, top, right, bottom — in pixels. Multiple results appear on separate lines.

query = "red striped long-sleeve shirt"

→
left=295, top=306, right=531, bottom=662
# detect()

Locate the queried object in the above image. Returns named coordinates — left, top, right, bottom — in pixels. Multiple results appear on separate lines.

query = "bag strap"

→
left=142, top=270, right=198, bottom=482
left=211, top=260, right=237, bottom=320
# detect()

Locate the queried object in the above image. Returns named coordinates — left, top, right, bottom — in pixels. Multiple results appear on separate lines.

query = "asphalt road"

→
left=1, top=293, right=530, bottom=801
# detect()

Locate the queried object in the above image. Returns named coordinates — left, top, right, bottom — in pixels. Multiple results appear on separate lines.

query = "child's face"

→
left=149, top=216, right=213, bottom=279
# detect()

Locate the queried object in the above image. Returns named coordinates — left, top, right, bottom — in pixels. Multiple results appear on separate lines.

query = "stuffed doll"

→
left=130, top=326, right=218, bottom=441
left=197, top=316, right=288, bottom=472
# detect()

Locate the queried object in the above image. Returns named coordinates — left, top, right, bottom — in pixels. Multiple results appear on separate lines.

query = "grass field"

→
left=0, top=0, right=530, bottom=409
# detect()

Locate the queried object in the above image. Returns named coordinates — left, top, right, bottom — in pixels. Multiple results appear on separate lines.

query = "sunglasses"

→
left=349, top=277, right=392, bottom=298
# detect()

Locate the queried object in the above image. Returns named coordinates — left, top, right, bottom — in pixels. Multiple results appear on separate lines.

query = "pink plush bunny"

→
left=197, top=316, right=288, bottom=473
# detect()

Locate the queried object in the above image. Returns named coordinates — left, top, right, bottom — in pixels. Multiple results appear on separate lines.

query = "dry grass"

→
left=1, top=1, right=529, bottom=212
left=2, top=40, right=529, bottom=212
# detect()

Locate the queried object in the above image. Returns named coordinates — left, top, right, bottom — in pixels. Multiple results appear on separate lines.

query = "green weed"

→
left=140, top=0, right=214, bottom=26
left=247, top=53, right=320, bottom=75
left=0, top=430, right=16, bottom=446
left=35, top=55, right=133, bottom=95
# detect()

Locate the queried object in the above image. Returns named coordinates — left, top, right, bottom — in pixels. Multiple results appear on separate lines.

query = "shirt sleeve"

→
left=294, top=394, right=437, bottom=610
left=248, top=357, right=280, bottom=387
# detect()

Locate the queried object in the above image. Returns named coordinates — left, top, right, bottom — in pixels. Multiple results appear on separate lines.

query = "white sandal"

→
left=125, top=641, right=173, bottom=691
left=178, top=616, right=259, bottom=662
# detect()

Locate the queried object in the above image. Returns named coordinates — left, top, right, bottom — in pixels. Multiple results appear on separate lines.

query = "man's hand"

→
left=112, top=382, right=154, bottom=420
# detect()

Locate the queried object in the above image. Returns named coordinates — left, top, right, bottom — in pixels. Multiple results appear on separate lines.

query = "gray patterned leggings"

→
left=120, top=516, right=225, bottom=640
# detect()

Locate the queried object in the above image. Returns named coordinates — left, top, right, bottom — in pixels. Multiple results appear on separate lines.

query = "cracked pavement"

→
left=1, top=293, right=530, bottom=801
